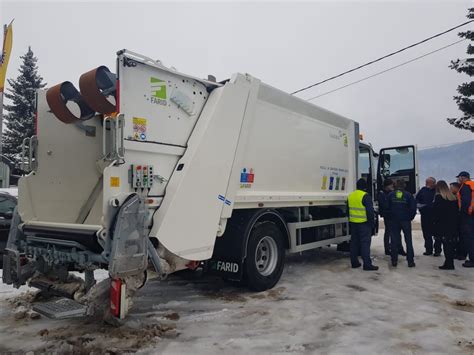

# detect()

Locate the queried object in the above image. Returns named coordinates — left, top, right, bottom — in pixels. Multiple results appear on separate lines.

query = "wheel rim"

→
left=255, top=236, right=278, bottom=276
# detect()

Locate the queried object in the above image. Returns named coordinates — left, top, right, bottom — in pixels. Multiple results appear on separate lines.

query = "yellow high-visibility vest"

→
left=348, top=189, right=368, bottom=223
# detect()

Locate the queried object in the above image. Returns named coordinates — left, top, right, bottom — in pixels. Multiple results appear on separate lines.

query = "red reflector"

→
left=186, top=260, right=200, bottom=270
left=110, top=278, right=122, bottom=317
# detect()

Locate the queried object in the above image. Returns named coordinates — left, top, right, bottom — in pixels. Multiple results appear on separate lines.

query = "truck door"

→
left=377, top=145, right=419, bottom=194
left=358, top=144, right=375, bottom=198
left=359, top=144, right=379, bottom=234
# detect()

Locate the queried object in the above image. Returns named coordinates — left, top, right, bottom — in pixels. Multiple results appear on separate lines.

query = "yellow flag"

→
left=0, top=22, right=13, bottom=93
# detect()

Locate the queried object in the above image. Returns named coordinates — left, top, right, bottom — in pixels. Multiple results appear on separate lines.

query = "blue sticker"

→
left=225, top=199, right=231, bottom=206
left=240, top=168, right=248, bottom=183
left=140, top=133, right=146, bottom=140
left=218, top=195, right=225, bottom=202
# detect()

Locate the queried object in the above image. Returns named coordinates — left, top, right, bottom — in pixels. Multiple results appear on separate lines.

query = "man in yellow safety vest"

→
left=348, top=178, right=378, bottom=271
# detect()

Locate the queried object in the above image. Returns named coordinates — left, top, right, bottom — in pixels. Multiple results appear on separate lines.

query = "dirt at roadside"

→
left=35, top=320, right=178, bottom=354
left=2, top=290, right=179, bottom=354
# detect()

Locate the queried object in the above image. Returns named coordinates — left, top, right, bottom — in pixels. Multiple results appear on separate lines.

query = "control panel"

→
left=130, top=164, right=154, bottom=189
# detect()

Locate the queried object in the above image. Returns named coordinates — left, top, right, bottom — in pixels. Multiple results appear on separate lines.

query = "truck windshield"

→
left=380, top=147, right=414, bottom=176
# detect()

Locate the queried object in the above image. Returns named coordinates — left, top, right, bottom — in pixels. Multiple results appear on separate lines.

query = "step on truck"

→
left=2, top=50, right=419, bottom=318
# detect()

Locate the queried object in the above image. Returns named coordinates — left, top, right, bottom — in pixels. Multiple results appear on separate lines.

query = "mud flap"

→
left=109, top=194, right=148, bottom=279
left=207, top=258, right=244, bottom=281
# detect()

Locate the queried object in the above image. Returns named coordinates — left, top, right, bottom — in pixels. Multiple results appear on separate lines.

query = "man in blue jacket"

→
left=378, top=178, right=406, bottom=256
left=416, top=177, right=438, bottom=255
left=388, top=179, right=417, bottom=267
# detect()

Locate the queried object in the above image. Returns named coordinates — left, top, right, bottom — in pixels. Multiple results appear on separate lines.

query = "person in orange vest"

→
left=456, top=171, right=474, bottom=268
left=348, top=178, right=378, bottom=271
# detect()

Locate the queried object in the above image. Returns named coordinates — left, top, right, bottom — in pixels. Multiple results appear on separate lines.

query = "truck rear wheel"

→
left=244, top=222, right=285, bottom=291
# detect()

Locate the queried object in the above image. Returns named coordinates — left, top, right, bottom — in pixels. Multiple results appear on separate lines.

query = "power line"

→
left=291, top=19, right=473, bottom=95
left=306, top=38, right=466, bottom=101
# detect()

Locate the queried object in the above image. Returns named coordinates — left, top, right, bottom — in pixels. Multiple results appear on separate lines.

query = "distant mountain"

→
left=418, top=140, right=474, bottom=184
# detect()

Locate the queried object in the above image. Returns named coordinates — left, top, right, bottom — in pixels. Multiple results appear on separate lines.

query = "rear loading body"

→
left=3, top=50, right=418, bottom=315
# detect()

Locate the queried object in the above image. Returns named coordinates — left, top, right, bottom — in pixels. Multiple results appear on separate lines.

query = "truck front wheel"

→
left=244, top=222, right=285, bottom=291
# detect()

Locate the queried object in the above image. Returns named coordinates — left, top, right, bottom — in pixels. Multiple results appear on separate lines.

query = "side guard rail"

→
left=20, top=135, right=38, bottom=173
left=103, top=114, right=124, bottom=162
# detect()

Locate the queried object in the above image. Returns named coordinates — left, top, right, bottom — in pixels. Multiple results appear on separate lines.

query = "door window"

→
left=378, top=146, right=417, bottom=194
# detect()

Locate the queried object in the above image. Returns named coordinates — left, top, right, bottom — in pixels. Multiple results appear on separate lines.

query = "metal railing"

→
left=20, top=135, right=38, bottom=172
left=102, top=114, right=125, bottom=162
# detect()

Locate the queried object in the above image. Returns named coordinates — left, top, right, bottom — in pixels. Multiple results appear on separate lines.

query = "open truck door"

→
left=377, top=145, right=419, bottom=194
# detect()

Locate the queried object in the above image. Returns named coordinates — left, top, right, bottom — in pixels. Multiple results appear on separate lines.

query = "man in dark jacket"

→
left=348, top=178, right=378, bottom=271
left=456, top=171, right=474, bottom=268
left=416, top=177, right=438, bottom=256
left=378, top=178, right=406, bottom=256
left=388, top=179, right=417, bottom=267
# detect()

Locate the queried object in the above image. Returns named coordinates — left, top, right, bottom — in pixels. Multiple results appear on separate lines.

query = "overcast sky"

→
left=1, top=0, right=473, bottom=149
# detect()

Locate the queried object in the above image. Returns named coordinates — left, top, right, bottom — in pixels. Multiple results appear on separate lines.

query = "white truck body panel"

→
left=18, top=95, right=104, bottom=225
left=232, top=83, right=356, bottom=208
left=17, top=50, right=358, bottom=263
left=150, top=75, right=253, bottom=260
left=146, top=78, right=357, bottom=260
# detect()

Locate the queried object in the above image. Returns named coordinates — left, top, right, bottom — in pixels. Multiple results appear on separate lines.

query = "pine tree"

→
left=447, top=8, right=474, bottom=132
left=3, top=47, right=46, bottom=168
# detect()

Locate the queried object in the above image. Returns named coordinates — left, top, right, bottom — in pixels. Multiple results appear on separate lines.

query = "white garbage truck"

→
left=3, top=50, right=418, bottom=318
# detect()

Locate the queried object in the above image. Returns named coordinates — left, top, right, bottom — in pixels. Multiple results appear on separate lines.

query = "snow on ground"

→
left=0, top=227, right=473, bottom=354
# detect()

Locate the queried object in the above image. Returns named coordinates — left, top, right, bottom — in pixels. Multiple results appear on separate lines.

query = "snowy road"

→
left=1, top=229, right=473, bottom=354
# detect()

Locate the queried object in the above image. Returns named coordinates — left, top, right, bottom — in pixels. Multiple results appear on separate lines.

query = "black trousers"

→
left=421, top=214, right=441, bottom=254
left=383, top=218, right=392, bottom=253
left=384, top=218, right=405, bottom=253
left=460, top=216, right=474, bottom=262
left=391, top=220, right=415, bottom=263
left=350, top=222, right=373, bottom=267
left=456, top=231, right=467, bottom=258
left=441, top=238, right=456, bottom=267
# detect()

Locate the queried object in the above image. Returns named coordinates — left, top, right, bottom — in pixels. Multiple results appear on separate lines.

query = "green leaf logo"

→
left=150, top=77, right=167, bottom=99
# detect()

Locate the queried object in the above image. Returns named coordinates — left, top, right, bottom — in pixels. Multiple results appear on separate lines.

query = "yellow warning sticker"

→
left=110, top=177, right=120, bottom=187
left=321, top=175, right=328, bottom=190
left=133, top=117, right=147, bottom=141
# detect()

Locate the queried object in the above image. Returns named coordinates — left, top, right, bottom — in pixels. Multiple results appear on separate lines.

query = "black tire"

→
left=244, top=221, right=285, bottom=292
